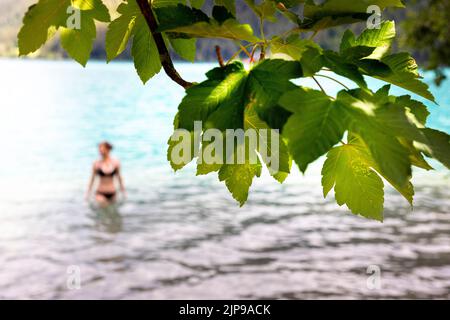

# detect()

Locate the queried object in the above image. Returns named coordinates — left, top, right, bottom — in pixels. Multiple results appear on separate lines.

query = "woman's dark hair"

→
left=99, top=141, right=113, bottom=151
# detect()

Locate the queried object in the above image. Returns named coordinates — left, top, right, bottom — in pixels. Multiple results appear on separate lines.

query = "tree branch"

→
left=215, top=45, right=225, bottom=67
left=259, top=45, right=266, bottom=61
left=135, top=0, right=193, bottom=89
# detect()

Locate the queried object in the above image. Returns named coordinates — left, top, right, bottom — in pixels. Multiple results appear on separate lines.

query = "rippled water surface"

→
left=0, top=59, right=449, bottom=299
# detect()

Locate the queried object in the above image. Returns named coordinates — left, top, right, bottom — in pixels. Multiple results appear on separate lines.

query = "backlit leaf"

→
left=280, top=88, right=348, bottom=172
left=132, top=16, right=162, bottom=83
left=322, top=144, right=384, bottom=221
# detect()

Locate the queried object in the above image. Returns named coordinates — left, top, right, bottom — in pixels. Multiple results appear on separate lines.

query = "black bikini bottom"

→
left=96, top=191, right=116, bottom=200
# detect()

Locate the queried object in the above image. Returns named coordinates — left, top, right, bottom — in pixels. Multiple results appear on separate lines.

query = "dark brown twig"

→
left=215, top=45, right=225, bottom=67
left=135, top=0, right=193, bottom=89
left=259, top=45, right=266, bottom=61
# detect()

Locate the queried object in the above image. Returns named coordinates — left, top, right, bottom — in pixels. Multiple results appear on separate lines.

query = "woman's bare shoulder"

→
left=92, top=160, right=100, bottom=168
left=112, top=158, right=121, bottom=167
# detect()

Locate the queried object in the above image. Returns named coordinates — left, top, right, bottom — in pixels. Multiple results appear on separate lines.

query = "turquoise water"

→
left=0, top=59, right=449, bottom=299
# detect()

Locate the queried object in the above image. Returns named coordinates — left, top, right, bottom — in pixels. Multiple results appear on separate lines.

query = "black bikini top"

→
left=96, top=163, right=118, bottom=177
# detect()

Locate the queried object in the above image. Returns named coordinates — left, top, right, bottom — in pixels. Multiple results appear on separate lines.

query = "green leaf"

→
left=329, top=23, right=396, bottom=81
left=190, top=0, right=205, bottom=8
left=156, top=4, right=259, bottom=42
left=280, top=88, right=348, bottom=172
left=340, top=45, right=376, bottom=61
left=132, top=16, right=162, bottom=84
left=336, top=90, right=412, bottom=189
left=164, top=19, right=260, bottom=42
left=376, top=53, right=435, bottom=102
left=73, top=0, right=110, bottom=22
left=395, top=95, right=430, bottom=125
left=354, top=59, right=392, bottom=77
left=270, top=36, right=321, bottom=61
left=202, top=84, right=247, bottom=131
left=244, top=0, right=277, bottom=20
left=155, top=4, right=209, bottom=31
left=177, top=62, right=247, bottom=131
left=341, top=86, right=424, bottom=206
left=212, top=5, right=234, bottom=23
left=340, top=30, right=356, bottom=52
left=251, top=58, right=303, bottom=78
left=171, top=59, right=302, bottom=205
left=323, top=51, right=367, bottom=88
left=169, top=38, right=196, bottom=62
left=301, top=13, right=370, bottom=31
left=322, top=144, right=384, bottom=221
left=244, top=101, right=291, bottom=182
left=105, top=1, right=139, bottom=62
left=348, top=136, right=415, bottom=204
left=334, top=31, right=434, bottom=101
left=344, top=86, right=417, bottom=130
left=156, top=0, right=201, bottom=59
left=107, top=0, right=164, bottom=81
left=18, top=0, right=109, bottom=64
left=196, top=139, right=224, bottom=175
left=302, top=0, right=404, bottom=31
left=246, top=59, right=303, bottom=121
left=18, top=0, right=70, bottom=55
left=374, top=103, right=427, bottom=144
left=340, top=21, right=396, bottom=59
left=215, top=0, right=236, bottom=15
left=399, top=138, right=433, bottom=171
left=275, top=2, right=301, bottom=24
left=153, top=0, right=188, bottom=7
left=167, top=130, right=198, bottom=171
left=299, top=46, right=324, bottom=77
left=60, top=1, right=112, bottom=66
left=60, top=13, right=97, bottom=66
left=219, top=158, right=262, bottom=206
left=415, top=129, right=450, bottom=169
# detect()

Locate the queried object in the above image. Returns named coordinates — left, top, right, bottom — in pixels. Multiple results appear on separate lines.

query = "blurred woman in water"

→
left=85, top=141, right=126, bottom=207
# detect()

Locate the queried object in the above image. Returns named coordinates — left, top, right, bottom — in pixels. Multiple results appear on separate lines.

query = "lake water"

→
left=0, top=59, right=449, bottom=299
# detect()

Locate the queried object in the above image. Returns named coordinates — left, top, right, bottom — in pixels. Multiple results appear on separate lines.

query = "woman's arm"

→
left=116, top=161, right=127, bottom=199
left=85, top=162, right=96, bottom=201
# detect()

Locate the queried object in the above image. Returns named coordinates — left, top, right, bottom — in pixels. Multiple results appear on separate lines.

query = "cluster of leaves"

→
left=18, top=0, right=111, bottom=66
left=18, top=0, right=450, bottom=221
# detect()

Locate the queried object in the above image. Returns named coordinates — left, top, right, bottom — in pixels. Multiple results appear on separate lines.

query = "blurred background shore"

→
left=1, top=1, right=448, bottom=74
